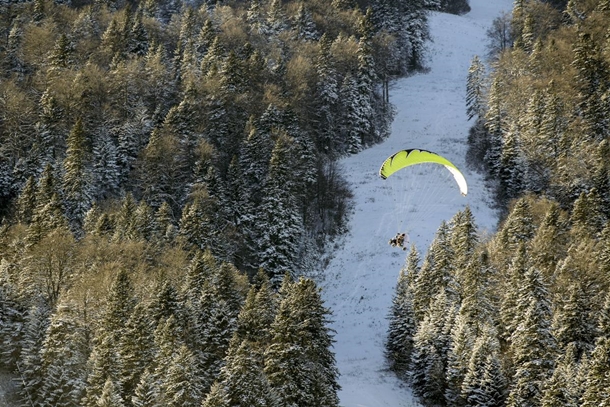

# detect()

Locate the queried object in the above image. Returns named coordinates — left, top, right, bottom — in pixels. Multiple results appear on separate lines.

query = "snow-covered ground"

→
left=319, top=1, right=514, bottom=406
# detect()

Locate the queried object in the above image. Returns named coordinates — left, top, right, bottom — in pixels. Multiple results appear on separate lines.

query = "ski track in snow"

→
left=318, top=2, right=514, bottom=406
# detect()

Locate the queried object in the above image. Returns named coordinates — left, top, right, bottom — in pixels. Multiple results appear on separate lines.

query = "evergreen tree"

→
left=386, top=246, right=419, bottom=377
left=413, top=288, right=456, bottom=402
left=113, top=193, right=138, bottom=241
left=15, top=176, right=37, bottom=224
left=128, top=11, right=149, bottom=56
left=154, top=201, right=176, bottom=242
left=404, top=0, right=432, bottom=69
left=254, top=134, right=306, bottom=283
left=598, top=291, right=610, bottom=338
left=93, top=213, right=114, bottom=238
left=136, top=127, right=187, bottom=211
left=39, top=300, right=89, bottom=407
left=450, top=206, right=479, bottom=274
left=181, top=24, right=206, bottom=66
left=200, top=167, right=237, bottom=259
left=179, top=188, right=222, bottom=253
left=101, top=17, right=126, bottom=61
left=483, top=76, right=506, bottom=177
left=551, top=281, right=595, bottom=356
left=581, top=337, right=610, bottom=407
left=370, top=0, right=412, bottom=77
left=182, top=250, right=215, bottom=303
left=32, top=0, right=45, bottom=21
left=37, top=89, right=64, bottom=164
left=444, top=313, right=475, bottom=407
left=97, top=379, right=126, bottom=407
left=132, top=200, right=156, bottom=241
left=476, top=353, right=508, bottom=407
left=200, top=35, right=224, bottom=76
left=247, top=0, right=269, bottom=35
left=540, top=344, right=581, bottom=407
left=593, top=140, right=610, bottom=219
left=264, top=277, right=340, bottom=407
left=210, top=337, right=280, bottom=407
left=117, top=106, right=152, bottom=184
left=520, top=88, right=544, bottom=171
left=82, top=270, right=136, bottom=407
left=148, top=280, right=183, bottom=328
left=498, top=124, right=526, bottom=201
left=538, top=81, right=567, bottom=161
left=190, top=282, right=237, bottom=395
left=515, top=263, right=553, bottom=332
left=370, top=0, right=394, bottom=31
left=267, top=0, right=288, bottom=36
left=92, top=132, right=120, bottom=201
left=131, top=368, right=159, bottom=407
left=62, top=118, right=92, bottom=232
left=0, top=272, right=26, bottom=369
left=160, top=345, right=203, bottom=407
left=459, top=252, right=495, bottom=338
left=160, top=88, right=200, bottom=175
left=461, top=325, right=507, bottom=407
left=201, top=381, right=230, bottom=407
left=506, top=267, right=555, bottom=407
left=466, top=55, right=486, bottom=121
left=563, top=0, right=585, bottom=23
left=518, top=13, right=535, bottom=53
left=195, top=19, right=215, bottom=60
left=237, top=115, right=274, bottom=208
left=410, top=294, right=450, bottom=405
left=235, top=273, right=277, bottom=354
left=27, top=164, right=61, bottom=243
left=47, top=33, right=75, bottom=73
left=293, top=2, right=318, bottom=41
left=499, top=244, right=528, bottom=341
left=338, top=73, right=365, bottom=154
left=28, top=192, right=69, bottom=246
left=210, top=262, right=247, bottom=318
left=413, top=221, right=456, bottom=318
left=117, top=303, right=155, bottom=403
left=203, top=48, right=249, bottom=164
left=530, top=201, right=568, bottom=276
left=354, top=10, right=377, bottom=148
left=4, top=19, right=25, bottom=76
left=572, top=32, right=610, bottom=140
left=17, top=303, right=51, bottom=407
left=312, top=34, right=339, bottom=154
left=142, top=43, right=175, bottom=124
left=495, top=197, right=536, bottom=255
left=149, top=314, right=183, bottom=397
left=36, top=164, right=58, bottom=209
left=570, top=189, right=605, bottom=240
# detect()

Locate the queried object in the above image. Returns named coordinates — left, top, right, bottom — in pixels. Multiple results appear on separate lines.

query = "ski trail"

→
left=319, top=2, right=513, bottom=406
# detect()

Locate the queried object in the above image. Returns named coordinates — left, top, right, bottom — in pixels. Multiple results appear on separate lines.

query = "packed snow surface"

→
left=319, top=1, right=514, bottom=405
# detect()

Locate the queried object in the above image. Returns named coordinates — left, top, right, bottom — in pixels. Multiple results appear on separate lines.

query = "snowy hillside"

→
left=319, top=1, right=514, bottom=405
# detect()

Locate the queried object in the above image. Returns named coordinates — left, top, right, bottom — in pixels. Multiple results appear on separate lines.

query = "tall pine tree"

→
left=264, top=277, right=340, bottom=407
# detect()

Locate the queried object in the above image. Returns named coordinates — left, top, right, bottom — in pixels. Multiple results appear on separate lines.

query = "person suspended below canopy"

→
left=389, top=232, right=408, bottom=250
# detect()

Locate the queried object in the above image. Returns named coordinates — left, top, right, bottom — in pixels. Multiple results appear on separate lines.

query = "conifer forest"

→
left=0, top=0, right=609, bottom=405
left=386, top=0, right=610, bottom=406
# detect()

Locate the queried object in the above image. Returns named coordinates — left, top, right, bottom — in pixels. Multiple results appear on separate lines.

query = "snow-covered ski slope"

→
left=319, top=1, right=514, bottom=406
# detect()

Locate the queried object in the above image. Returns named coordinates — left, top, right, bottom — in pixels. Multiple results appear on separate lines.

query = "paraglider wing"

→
left=379, top=149, right=468, bottom=196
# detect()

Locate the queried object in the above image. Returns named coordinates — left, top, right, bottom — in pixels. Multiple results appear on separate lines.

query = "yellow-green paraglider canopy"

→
left=379, top=149, right=468, bottom=196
